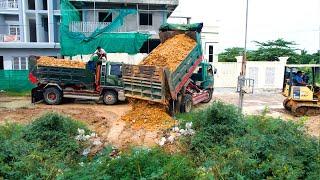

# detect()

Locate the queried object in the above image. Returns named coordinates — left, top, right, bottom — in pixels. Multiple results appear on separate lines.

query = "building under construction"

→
left=0, top=0, right=179, bottom=70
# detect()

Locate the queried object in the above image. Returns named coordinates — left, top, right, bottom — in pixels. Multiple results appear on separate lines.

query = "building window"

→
left=9, top=25, right=20, bottom=36
left=209, top=45, right=214, bottom=62
left=0, top=56, right=3, bottom=70
left=12, top=57, right=28, bottom=70
left=99, top=12, right=112, bottom=22
left=139, top=13, right=152, bottom=26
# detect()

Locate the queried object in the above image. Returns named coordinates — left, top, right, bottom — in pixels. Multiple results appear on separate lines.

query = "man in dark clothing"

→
left=293, top=71, right=307, bottom=86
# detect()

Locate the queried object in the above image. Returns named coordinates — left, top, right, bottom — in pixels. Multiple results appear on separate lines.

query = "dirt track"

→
left=0, top=90, right=319, bottom=149
left=0, top=96, right=162, bottom=149
left=213, top=89, right=320, bottom=138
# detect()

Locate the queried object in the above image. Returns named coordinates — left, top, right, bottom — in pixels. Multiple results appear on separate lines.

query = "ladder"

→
left=100, top=62, right=107, bottom=86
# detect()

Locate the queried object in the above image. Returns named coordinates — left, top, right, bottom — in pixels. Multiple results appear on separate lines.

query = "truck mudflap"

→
left=31, top=87, right=44, bottom=103
left=122, top=64, right=166, bottom=104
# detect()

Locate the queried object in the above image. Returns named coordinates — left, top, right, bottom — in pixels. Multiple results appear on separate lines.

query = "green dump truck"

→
left=29, top=58, right=125, bottom=105
left=122, top=23, right=215, bottom=114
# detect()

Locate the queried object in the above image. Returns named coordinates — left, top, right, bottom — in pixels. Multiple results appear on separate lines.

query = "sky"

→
left=168, top=0, right=320, bottom=53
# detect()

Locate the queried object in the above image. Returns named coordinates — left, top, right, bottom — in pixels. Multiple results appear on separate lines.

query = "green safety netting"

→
left=160, top=23, right=203, bottom=32
left=60, top=0, right=150, bottom=56
left=0, top=70, right=35, bottom=92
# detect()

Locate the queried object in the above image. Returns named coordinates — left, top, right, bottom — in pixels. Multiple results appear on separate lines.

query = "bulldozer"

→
left=282, top=64, right=320, bottom=116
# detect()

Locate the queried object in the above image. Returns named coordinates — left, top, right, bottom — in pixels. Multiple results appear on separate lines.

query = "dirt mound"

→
left=122, top=100, right=176, bottom=130
left=37, top=56, right=86, bottom=69
left=140, top=34, right=196, bottom=71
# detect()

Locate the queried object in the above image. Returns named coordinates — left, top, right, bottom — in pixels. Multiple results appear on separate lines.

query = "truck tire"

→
left=181, top=94, right=193, bottom=113
left=103, top=91, right=117, bottom=105
left=202, top=88, right=213, bottom=103
left=43, top=87, right=62, bottom=105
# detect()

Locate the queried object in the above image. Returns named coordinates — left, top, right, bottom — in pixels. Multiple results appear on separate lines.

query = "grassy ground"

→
left=0, top=102, right=319, bottom=179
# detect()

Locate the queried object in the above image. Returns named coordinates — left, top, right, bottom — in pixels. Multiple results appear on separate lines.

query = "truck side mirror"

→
left=214, top=68, right=217, bottom=75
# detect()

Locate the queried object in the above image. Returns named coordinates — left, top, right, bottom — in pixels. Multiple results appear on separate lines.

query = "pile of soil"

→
left=140, top=34, right=197, bottom=71
left=37, top=56, right=86, bottom=69
left=121, top=100, right=176, bottom=130
left=122, top=34, right=196, bottom=130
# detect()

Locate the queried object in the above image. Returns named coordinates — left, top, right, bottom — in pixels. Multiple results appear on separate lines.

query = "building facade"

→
left=0, top=0, right=178, bottom=70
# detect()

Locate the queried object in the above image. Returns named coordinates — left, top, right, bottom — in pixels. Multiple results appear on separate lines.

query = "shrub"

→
left=0, top=113, right=87, bottom=179
left=61, top=148, right=196, bottom=180
left=178, top=102, right=320, bottom=179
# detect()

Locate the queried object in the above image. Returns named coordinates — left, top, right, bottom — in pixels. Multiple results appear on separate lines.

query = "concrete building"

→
left=0, top=0, right=178, bottom=70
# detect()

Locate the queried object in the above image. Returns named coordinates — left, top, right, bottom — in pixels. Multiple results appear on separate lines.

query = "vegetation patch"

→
left=1, top=102, right=319, bottom=179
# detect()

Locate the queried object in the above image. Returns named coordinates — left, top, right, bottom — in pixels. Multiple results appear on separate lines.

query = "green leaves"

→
left=218, top=38, right=320, bottom=64
left=178, top=102, right=320, bottom=179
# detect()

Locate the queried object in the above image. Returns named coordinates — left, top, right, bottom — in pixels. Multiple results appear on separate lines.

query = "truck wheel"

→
left=202, top=88, right=213, bottom=103
left=103, top=91, right=117, bottom=105
left=43, top=87, right=62, bottom=105
left=181, top=94, right=193, bottom=113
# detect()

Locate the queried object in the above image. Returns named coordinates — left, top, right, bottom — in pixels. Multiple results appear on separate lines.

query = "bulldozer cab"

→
left=282, top=64, right=320, bottom=101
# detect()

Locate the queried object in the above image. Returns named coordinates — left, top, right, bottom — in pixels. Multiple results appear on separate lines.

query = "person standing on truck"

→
left=93, top=46, right=107, bottom=61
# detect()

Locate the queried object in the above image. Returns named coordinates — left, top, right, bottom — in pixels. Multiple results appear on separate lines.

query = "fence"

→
left=214, top=56, right=288, bottom=91
left=0, top=70, right=35, bottom=92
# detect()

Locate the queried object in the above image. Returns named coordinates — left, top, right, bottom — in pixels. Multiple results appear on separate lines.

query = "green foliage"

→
left=248, top=39, right=297, bottom=62
left=218, top=47, right=245, bottom=62
left=1, top=104, right=319, bottom=179
left=178, top=102, right=320, bottom=179
left=218, top=39, right=320, bottom=64
left=61, top=148, right=196, bottom=179
left=0, top=113, right=87, bottom=179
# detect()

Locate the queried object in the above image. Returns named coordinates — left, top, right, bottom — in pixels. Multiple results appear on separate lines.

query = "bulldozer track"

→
left=292, top=103, right=320, bottom=117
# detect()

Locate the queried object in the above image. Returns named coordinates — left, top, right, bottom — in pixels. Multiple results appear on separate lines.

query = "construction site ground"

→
left=0, top=89, right=318, bottom=149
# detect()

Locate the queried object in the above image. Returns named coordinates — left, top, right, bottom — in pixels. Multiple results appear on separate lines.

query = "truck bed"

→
left=32, top=65, right=95, bottom=89
left=122, top=39, right=202, bottom=103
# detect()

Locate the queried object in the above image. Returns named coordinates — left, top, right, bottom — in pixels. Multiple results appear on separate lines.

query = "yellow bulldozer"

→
left=282, top=64, right=320, bottom=116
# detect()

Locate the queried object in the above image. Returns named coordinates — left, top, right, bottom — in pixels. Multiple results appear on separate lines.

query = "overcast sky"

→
left=169, top=0, right=320, bottom=53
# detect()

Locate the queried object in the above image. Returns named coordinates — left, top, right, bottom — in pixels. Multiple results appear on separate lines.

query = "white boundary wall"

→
left=214, top=56, right=288, bottom=90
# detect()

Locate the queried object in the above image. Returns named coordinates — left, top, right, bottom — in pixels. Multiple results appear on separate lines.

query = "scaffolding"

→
left=60, top=0, right=150, bottom=56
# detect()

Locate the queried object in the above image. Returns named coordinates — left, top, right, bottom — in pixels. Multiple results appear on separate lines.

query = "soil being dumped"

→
left=140, top=34, right=197, bottom=71
left=122, top=34, right=197, bottom=130
left=121, top=100, right=176, bottom=130
left=37, top=56, right=86, bottom=69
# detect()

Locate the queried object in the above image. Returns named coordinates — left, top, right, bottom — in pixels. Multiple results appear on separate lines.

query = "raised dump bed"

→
left=122, top=24, right=204, bottom=104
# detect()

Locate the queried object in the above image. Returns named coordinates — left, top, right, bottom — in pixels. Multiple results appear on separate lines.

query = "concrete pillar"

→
left=18, top=0, right=24, bottom=41
left=22, top=0, right=29, bottom=42
left=48, top=0, right=54, bottom=43
left=278, top=56, right=289, bottom=65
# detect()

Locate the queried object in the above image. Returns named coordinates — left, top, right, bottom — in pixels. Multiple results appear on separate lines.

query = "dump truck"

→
left=122, top=23, right=215, bottom=114
left=29, top=56, right=125, bottom=105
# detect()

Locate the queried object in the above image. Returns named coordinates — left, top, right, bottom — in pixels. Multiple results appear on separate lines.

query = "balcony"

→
left=0, top=0, right=18, bottom=9
left=0, top=34, right=20, bottom=42
left=69, top=21, right=112, bottom=33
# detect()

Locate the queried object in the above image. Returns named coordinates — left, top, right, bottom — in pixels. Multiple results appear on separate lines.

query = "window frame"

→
left=139, top=13, right=153, bottom=26
left=12, top=57, right=28, bottom=70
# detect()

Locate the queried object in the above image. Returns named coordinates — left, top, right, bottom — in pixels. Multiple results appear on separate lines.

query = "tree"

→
left=248, top=39, right=298, bottom=62
left=218, top=47, right=244, bottom=62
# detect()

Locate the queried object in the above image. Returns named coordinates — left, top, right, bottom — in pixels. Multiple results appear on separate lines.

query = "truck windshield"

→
left=110, top=64, right=122, bottom=77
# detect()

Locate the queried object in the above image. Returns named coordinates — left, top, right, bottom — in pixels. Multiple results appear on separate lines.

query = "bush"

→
left=61, top=148, right=196, bottom=180
left=0, top=113, right=87, bottom=179
left=178, top=102, right=320, bottom=179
